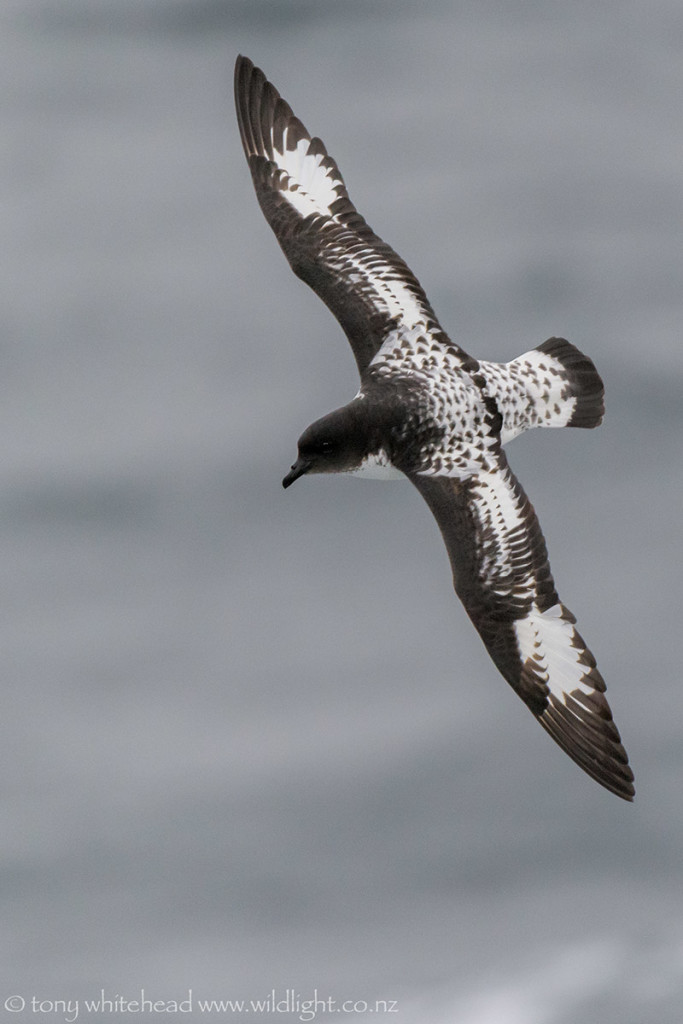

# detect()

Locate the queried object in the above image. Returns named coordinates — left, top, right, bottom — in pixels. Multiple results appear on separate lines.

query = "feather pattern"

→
left=234, top=55, right=470, bottom=373
left=410, top=465, right=634, bottom=800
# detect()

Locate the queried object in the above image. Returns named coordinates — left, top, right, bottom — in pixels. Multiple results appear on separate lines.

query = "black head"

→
left=282, top=402, right=370, bottom=488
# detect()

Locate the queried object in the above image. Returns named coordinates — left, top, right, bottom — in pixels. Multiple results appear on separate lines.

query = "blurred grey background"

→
left=1, top=1, right=681, bottom=1021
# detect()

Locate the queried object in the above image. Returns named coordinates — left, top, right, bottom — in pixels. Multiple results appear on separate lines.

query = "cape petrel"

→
left=234, top=55, right=634, bottom=801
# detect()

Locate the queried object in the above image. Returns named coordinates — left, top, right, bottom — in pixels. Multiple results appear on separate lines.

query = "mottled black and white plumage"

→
left=234, top=55, right=634, bottom=801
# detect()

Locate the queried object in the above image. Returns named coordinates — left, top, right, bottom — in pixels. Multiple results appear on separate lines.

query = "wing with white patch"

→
left=410, top=460, right=635, bottom=800
left=234, top=56, right=468, bottom=374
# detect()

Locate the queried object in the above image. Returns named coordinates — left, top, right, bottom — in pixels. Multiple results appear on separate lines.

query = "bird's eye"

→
left=320, top=441, right=333, bottom=453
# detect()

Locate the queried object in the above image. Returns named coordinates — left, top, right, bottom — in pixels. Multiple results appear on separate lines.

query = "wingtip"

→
left=609, top=780, right=635, bottom=803
left=234, top=54, right=252, bottom=95
left=537, top=699, right=636, bottom=802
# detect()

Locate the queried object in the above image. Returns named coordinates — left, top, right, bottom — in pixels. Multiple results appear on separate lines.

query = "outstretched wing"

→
left=234, top=55, right=466, bottom=374
left=410, top=460, right=635, bottom=801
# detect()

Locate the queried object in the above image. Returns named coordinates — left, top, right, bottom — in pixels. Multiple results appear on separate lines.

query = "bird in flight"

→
left=234, top=55, right=634, bottom=801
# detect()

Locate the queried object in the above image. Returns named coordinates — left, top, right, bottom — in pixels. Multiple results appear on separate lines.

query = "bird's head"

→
left=282, top=403, right=370, bottom=488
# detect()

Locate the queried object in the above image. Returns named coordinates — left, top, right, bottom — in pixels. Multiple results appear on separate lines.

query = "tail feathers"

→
left=478, top=337, right=605, bottom=444
left=534, top=337, right=605, bottom=429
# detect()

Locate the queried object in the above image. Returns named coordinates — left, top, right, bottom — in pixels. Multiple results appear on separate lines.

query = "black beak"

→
left=282, top=456, right=311, bottom=489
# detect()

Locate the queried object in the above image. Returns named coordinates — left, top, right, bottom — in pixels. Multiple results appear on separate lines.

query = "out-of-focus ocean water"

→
left=2, top=2, right=681, bottom=1021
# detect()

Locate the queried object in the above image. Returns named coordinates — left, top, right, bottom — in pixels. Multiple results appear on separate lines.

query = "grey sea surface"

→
left=2, top=2, right=681, bottom=1021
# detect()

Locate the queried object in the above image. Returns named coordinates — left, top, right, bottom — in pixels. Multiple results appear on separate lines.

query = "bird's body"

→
left=234, top=55, right=635, bottom=801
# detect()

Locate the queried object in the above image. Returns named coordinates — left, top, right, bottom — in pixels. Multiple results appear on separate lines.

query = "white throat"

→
left=348, top=449, right=404, bottom=480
